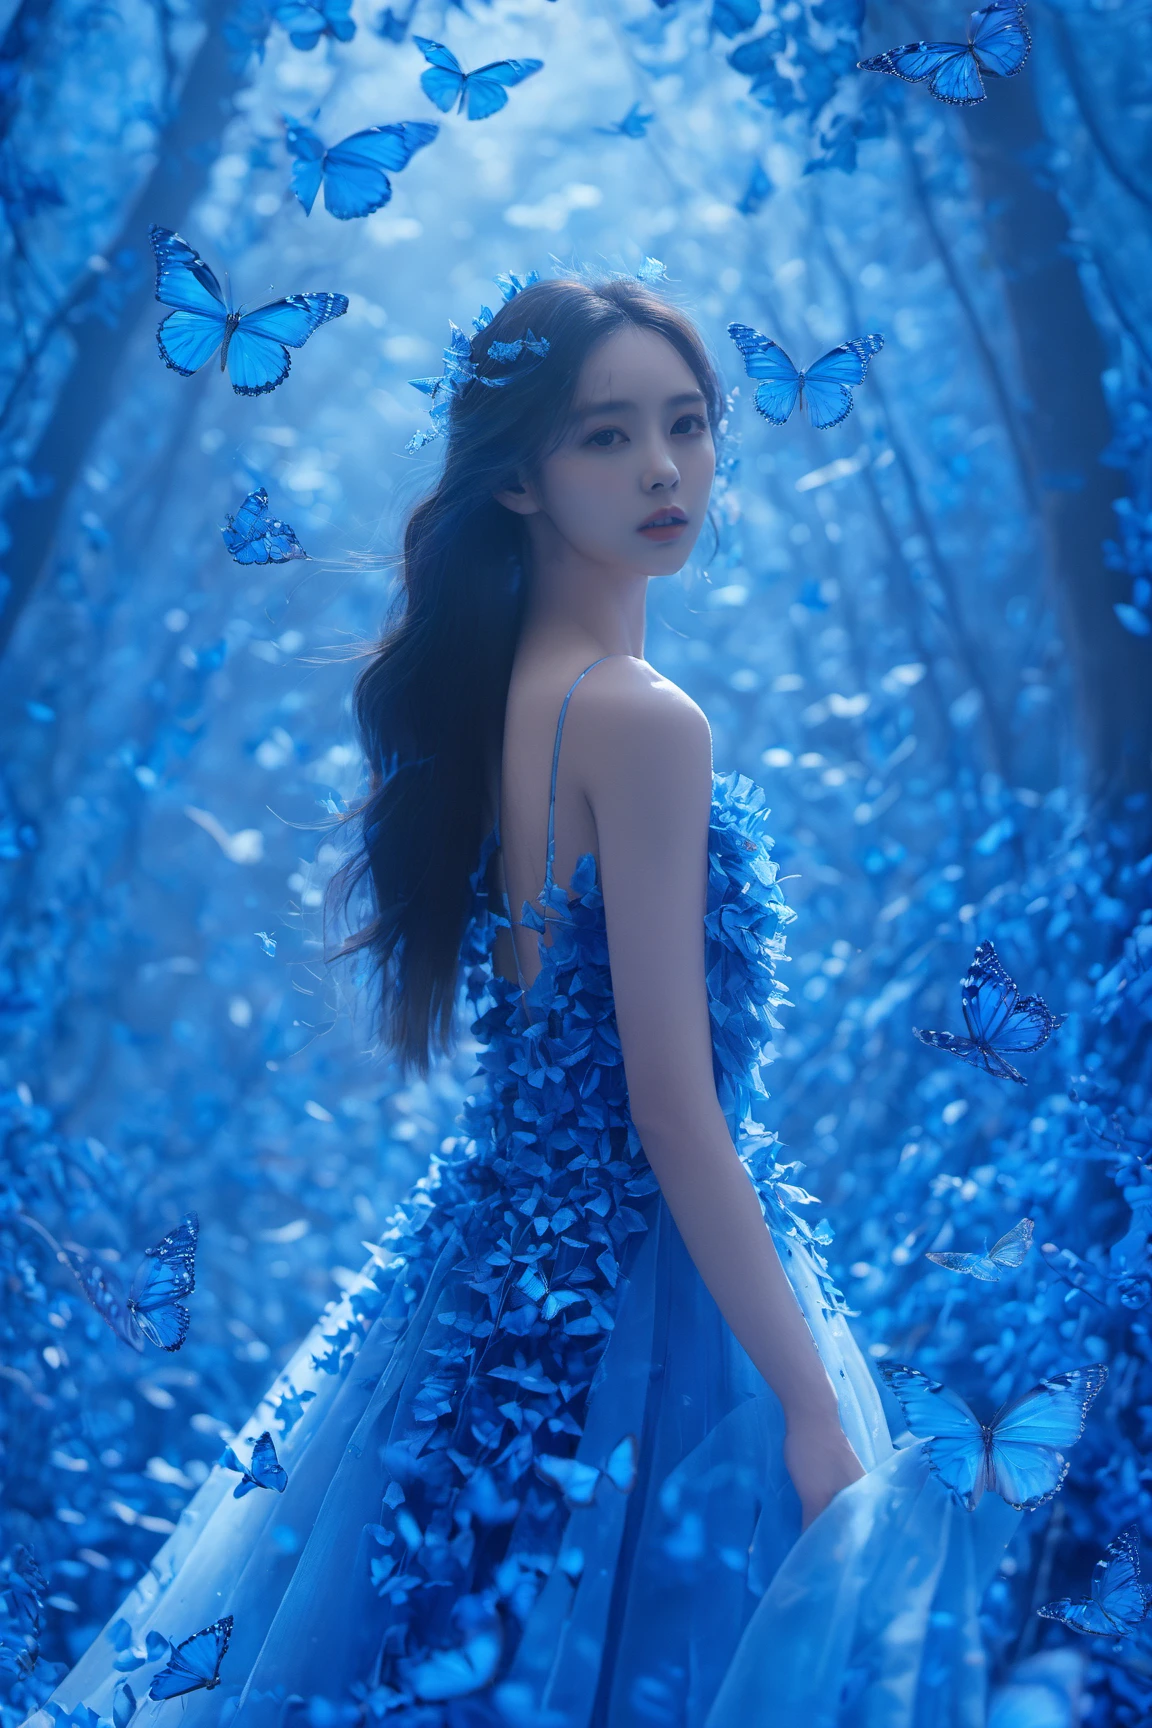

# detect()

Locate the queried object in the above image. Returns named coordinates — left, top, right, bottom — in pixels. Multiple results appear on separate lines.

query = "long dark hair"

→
left=326, top=273, right=725, bottom=1076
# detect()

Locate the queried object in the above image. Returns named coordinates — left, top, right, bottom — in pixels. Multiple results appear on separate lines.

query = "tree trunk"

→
left=0, top=3, right=243, bottom=659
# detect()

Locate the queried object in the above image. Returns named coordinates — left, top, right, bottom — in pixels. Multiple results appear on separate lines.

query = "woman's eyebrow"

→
left=572, top=390, right=706, bottom=418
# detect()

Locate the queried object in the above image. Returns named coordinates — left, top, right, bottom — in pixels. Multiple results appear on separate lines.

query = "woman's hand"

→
left=784, top=1408, right=868, bottom=1532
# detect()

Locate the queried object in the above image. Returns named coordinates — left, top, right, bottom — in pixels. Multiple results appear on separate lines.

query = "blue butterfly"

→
left=737, top=160, right=774, bottom=214
left=108, top=1619, right=171, bottom=1674
left=284, top=116, right=438, bottom=219
left=269, top=0, right=353, bottom=50
left=914, top=940, right=1065, bottom=1085
left=64, top=1212, right=198, bottom=1353
left=413, top=36, right=543, bottom=120
left=535, top=1435, right=639, bottom=1508
left=222, top=488, right=308, bottom=565
left=728, top=323, right=884, bottom=429
left=372, top=4, right=409, bottom=39
left=149, top=225, right=348, bottom=397
left=148, top=1615, right=233, bottom=1701
left=878, top=1361, right=1107, bottom=1512
left=1038, top=1526, right=1152, bottom=1638
left=925, top=1216, right=1034, bottom=1281
left=401, top=1610, right=502, bottom=1704
left=595, top=102, right=654, bottom=138
left=219, top=1430, right=288, bottom=1497
left=858, top=0, right=1030, bottom=105
left=271, top=1384, right=316, bottom=1434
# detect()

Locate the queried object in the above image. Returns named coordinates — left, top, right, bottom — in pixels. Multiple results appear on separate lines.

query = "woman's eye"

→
left=672, top=414, right=706, bottom=435
left=585, top=427, right=623, bottom=448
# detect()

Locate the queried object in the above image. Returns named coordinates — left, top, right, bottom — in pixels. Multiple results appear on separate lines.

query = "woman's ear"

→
left=493, top=474, right=542, bottom=517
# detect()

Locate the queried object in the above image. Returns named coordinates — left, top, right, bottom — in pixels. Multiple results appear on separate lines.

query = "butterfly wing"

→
left=223, top=489, right=308, bottom=565
left=927, top=47, right=987, bottom=102
left=321, top=120, right=439, bottom=219
left=988, top=1217, right=1035, bottom=1270
left=878, top=1361, right=987, bottom=1508
left=534, top=1454, right=602, bottom=1507
left=226, top=292, right=348, bottom=395
left=1091, top=1528, right=1152, bottom=1631
left=969, top=0, right=1030, bottom=77
left=993, top=994, right=1064, bottom=1055
left=727, top=323, right=801, bottom=424
left=250, top=1430, right=288, bottom=1493
left=413, top=36, right=465, bottom=112
left=283, top=117, right=325, bottom=214
left=604, top=1434, right=639, bottom=1494
left=800, top=334, right=884, bottom=430
left=924, top=1250, right=1001, bottom=1281
left=155, top=310, right=228, bottom=377
left=403, top=1620, right=503, bottom=1703
left=461, top=57, right=543, bottom=121
left=1040, top=1527, right=1152, bottom=1636
left=128, top=1212, right=197, bottom=1352
left=987, top=1365, right=1107, bottom=1510
left=148, top=224, right=226, bottom=315
left=858, top=41, right=985, bottom=103
left=63, top=1248, right=145, bottom=1352
left=148, top=1616, right=232, bottom=1700
left=960, top=942, right=1017, bottom=1040
left=222, top=487, right=268, bottom=558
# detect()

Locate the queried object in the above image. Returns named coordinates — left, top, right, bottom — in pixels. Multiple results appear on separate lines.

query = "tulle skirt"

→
left=26, top=1200, right=1030, bottom=1728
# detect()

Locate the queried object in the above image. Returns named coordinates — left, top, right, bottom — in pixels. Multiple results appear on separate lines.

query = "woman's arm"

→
left=576, top=659, right=866, bottom=1527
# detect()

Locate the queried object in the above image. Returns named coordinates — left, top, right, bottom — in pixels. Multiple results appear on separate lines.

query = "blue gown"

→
left=27, top=658, right=1022, bottom=1728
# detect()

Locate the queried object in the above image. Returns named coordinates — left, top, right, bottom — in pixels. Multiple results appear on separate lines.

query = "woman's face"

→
left=498, top=324, right=716, bottom=576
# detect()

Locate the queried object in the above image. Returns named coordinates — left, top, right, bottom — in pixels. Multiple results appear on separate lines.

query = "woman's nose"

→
left=642, top=442, right=680, bottom=491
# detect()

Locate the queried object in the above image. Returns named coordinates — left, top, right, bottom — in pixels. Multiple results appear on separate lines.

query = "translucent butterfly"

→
left=221, top=488, right=308, bottom=566
left=63, top=1213, right=198, bottom=1352
left=402, top=1608, right=502, bottom=1703
left=925, top=1216, right=1034, bottom=1281
left=727, top=323, right=885, bottom=429
left=107, top=1619, right=170, bottom=1674
left=913, top=939, right=1064, bottom=1085
left=147, top=1615, right=233, bottom=1700
left=149, top=225, right=348, bottom=396
left=858, top=0, right=1030, bottom=106
left=534, top=1435, right=639, bottom=1508
left=269, top=0, right=353, bottom=51
left=413, top=36, right=543, bottom=121
left=595, top=102, right=654, bottom=138
left=284, top=116, right=438, bottom=220
left=219, top=1430, right=288, bottom=1498
left=372, top=6, right=408, bottom=42
left=737, top=160, right=774, bottom=215
left=878, top=1361, right=1107, bottom=1511
left=1038, top=1526, right=1152, bottom=1637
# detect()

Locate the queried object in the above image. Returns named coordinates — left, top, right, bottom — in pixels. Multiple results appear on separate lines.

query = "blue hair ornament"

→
left=407, top=270, right=548, bottom=452
left=405, top=266, right=549, bottom=449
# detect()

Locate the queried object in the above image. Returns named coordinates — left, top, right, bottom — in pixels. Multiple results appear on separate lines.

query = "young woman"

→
left=28, top=276, right=1019, bottom=1728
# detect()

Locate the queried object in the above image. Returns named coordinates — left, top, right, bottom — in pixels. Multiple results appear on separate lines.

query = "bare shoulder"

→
left=569, top=657, right=712, bottom=811
left=574, top=656, right=711, bottom=756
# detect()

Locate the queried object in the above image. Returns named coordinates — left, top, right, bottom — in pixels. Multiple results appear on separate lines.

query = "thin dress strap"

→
left=542, top=655, right=617, bottom=906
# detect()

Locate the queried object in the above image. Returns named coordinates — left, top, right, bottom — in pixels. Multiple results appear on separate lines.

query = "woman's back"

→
left=490, top=651, right=706, bottom=994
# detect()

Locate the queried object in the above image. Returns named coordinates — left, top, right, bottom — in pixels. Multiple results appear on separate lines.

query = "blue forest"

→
left=0, top=0, right=1150, bottom=1723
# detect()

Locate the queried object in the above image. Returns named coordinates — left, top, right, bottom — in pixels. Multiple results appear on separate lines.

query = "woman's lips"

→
left=638, top=517, right=688, bottom=542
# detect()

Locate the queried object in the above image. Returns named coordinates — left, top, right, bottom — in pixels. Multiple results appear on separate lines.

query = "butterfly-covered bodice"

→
left=451, top=762, right=851, bottom=1318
